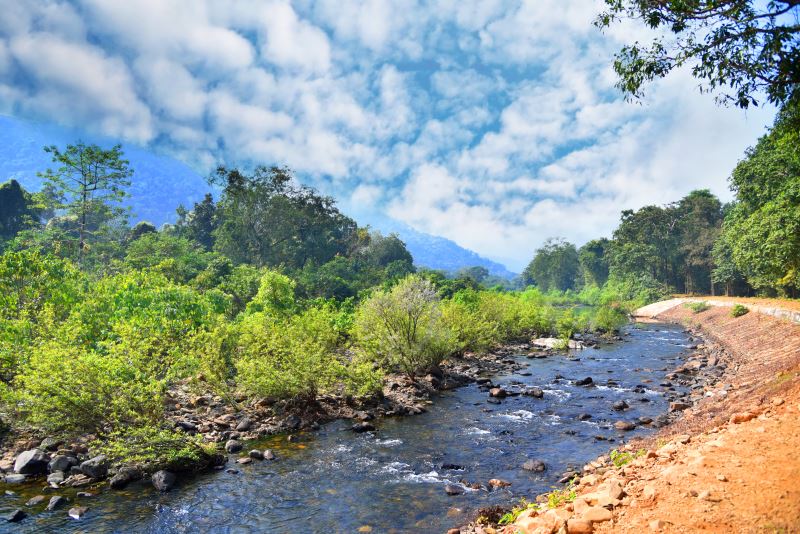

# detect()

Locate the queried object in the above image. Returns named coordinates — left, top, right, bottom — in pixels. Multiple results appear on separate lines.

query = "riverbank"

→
left=475, top=301, right=800, bottom=534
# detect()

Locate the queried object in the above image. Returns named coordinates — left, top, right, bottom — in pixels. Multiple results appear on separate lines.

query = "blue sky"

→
left=0, top=0, right=777, bottom=271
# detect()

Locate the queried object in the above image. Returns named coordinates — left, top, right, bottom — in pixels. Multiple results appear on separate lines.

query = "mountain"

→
left=0, top=114, right=515, bottom=278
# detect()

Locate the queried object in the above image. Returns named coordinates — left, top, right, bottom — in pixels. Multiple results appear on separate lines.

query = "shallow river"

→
left=2, top=323, right=691, bottom=533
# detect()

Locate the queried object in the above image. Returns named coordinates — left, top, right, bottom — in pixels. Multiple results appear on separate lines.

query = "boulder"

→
left=351, top=422, right=375, bottom=433
left=582, top=506, right=613, bottom=523
left=109, top=467, right=141, bottom=490
left=444, top=484, right=464, bottom=496
left=151, top=470, right=176, bottom=492
left=5, top=509, right=26, bottom=523
left=566, top=518, right=593, bottom=534
left=175, top=421, right=197, bottom=433
left=612, top=400, right=629, bottom=411
left=47, top=471, right=65, bottom=486
left=489, top=387, right=508, bottom=398
left=224, top=440, right=243, bottom=453
left=523, top=387, right=544, bottom=398
left=264, top=450, right=276, bottom=461
left=25, top=495, right=46, bottom=506
left=4, top=474, right=27, bottom=484
left=614, top=420, right=636, bottom=431
left=49, top=455, right=77, bottom=474
left=68, top=506, right=88, bottom=519
left=488, top=478, right=511, bottom=489
left=522, top=459, right=546, bottom=472
left=46, top=496, right=67, bottom=511
left=14, top=449, right=49, bottom=475
left=235, top=418, right=252, bottom=432
left=79, top=455, right=108, bottom=479
left=248, top=450, right=264, bottom=460
left=577, top=413, right=592, bottom=421
left=575, top=377, right=593, bottom=386
left=39, top=438, right=63, bottom=451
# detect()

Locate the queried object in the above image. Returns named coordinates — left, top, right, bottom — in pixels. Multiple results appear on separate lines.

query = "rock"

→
left=444, top=484, right=464, bottom=496
left=176, top=421, right=197, bottom=433
left=14, top=449, right=50, bottom=475
left=235, top=418, right=252, bottom=432
left=151, top=470, right=176, bottom=492
left=582, top=506, right=613, bottom=523
left=730, top=412, right=756, bottom=424
left=649, top=519, right=667, bottom=531
left=237, top=457, right=252, bottom=465
left=614, top=420, right=636, bottom=431
left=264, top=450, right=276, bottom=460
left=76, top=492, right=94, bottom=498
left=79, top=455, right=108, bottom=479
left=49, top=455, right=77, bottom=473
left=46, top=496, right=67, bottom=511
left=567, top=518, right=594, bottom=534
left=447, top=529, right=461, bottom=534
left=669, top=402, right=691, bottom=412
left=441, top=463, right=464, bottom=471
left=351, top=422, right=375, bottom=433
left=25, top=495, right=46, bottom=506
left=638, top=417, right=653, bottom=425
left=285, top=415, right=302, bottom=430
left=486, top=397, right=501, bottom=405
left=488, top=387, right=507, bottom=398
left=488, top=478, right=511, bottom=489
left=248, top=450, right=264, bottom=460
left=225, top=440, right=243, bottom=453
left=523, top=387, right=544, bottom=398
left=4, top=474, right=26, bottom=484
left=47, top=471, right=65, bottom=486
left=109, top=467, right=140, bottom=490
left=577, top=413, right=592, bottom=421
left=575, top=377, right=593, bottom=386
left=5, top=509, right=26, bottom=523
left=772, top=397, right=785, bottom=406
left=68, top=506, right=88, bottom=519
left=522, top=459, right=546, bottom=472
left=559, top=471, right=579, bottom=484
left=612, top=400, right=629, bottom=411
left=39, top=437, right=63, bottom=451
left=716, top=474, right=727, bottom=482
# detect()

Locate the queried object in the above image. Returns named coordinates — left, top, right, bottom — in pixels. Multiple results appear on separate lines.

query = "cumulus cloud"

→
left=0, top=0, right=776, bottom=270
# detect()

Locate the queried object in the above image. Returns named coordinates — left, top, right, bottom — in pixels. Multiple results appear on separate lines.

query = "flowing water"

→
left=1, top=323, right=692, bottom=533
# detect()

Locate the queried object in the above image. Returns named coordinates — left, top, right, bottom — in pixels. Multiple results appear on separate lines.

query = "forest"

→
left=0, top=90, right=797, bottom=471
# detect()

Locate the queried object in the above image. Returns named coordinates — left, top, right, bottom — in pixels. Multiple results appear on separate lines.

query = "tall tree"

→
left=176, top=193, right=217, bottom=251
left=38, top=143, right=132, bottom=263
left=597, top=0, right=800, bottom=107
left=578, top=238, right=611, bottom=287
left=0, top=180, right=41, bottom=244
left=523, top=238, right=580, bottom=292
left=676, top=190, right=723, bottom=294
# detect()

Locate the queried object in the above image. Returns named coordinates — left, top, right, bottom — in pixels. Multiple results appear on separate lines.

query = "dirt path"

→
left=491, top=301, right=800, bottom=534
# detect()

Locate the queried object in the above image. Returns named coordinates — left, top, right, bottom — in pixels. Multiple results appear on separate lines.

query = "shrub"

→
left=731, top=303, right=750, bottom=317
left=92, top=426, right=217, bottom=473
left=591, top=305, right=628, bottom=333
left=354, top=275, right=455, bottom=376
left=12, top=343, right=165, bottom=433
left=245, top=270, right=296, bottom=316
left=685, top=301, right=711, bottom=313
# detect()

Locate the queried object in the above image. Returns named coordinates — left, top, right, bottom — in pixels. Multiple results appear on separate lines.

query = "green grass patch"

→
left=731, top=304, right=749, bottom=317
left=685, top=301, right=711, bottom=313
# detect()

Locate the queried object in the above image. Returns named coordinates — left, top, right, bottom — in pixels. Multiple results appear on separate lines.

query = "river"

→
left=1, top=322, right=691, bottom=533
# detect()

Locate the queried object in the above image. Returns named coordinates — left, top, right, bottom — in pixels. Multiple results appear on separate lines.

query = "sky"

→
left=0, top=0, right=777, bottom=271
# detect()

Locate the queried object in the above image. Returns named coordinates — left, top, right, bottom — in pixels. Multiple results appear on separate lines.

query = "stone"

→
left=225, top=440, right=243, bottom=453
left=612, top=400, right=629, bottom=411
left=47, top=471, right=65, bottom=486
left=730, top=412, right=756, bottom=424
left=237, top=457, right=252, bottom=465
left=264, top=450, right=276, bottom=460
left=582, top=506, right=613, bottom=523
left=14, top=449, right=49, bottom=475
left=669, top=402, right=691, bottom=412
left=151, top=470, right=176, bottom=492
left=523, top=387, right=544, bottom=398
left=441, top=463, right=464, bottom=471
left=109, top=467, right=140, bottom=490
left=235, top=418, right=252, bottom=432
left=575, top=377, right=593, bottom=386
left=577, top=413, right=592, bottom=421
left=649, top=519, right=667, bottom=531
left=614, top=420, right=636, bottom=431
left=79, top=455, right=108, bottom=479
left=444, top=484, right=465, bottom=496
left=248, top=450, right=264, bottom=460
left=68, top=506, right=88, bottom=519
left=488, top=478, right=511, bottom=489
left=567, top=518, right=594, bottom=534
left=5, top=509, right=26, bottom=523
left=46, top=496, right=67, bottom=511
left=4, top=474, right=26, bottom=484
left=39, top=437, right=63, bottom=451
left=351, top=422, right=375, bottom=433
left=48, top=455, right=77, bottom=473
left=176, top=421, right=197, bottom=433
left=25, top=495, right=46, bottom=506
left=522, top=459, right=546, bottom=472
left=772, top=397, right=785, bottom=406
left=447, top=529, right=461, bottom=534
left=486, top=397, right=501, bottom=405
left=489, top=387, right=507, bottom=398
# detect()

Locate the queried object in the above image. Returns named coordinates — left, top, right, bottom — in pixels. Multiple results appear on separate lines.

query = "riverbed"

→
left=1, top=323, right=692, bottom=533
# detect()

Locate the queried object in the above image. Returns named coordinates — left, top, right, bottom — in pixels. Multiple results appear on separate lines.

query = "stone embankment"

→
left=479, top=300, right=800, bottom=534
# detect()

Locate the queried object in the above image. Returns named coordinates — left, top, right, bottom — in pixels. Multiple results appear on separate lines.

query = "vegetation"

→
left=731, top=304, right=750, bottom=317
left=610, top=448, right=646, bottom=468
left=686, top=301, right=711, bottom=314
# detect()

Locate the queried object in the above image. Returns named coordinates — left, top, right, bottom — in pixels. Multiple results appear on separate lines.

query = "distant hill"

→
left=0, top=115, right=515, bottom=278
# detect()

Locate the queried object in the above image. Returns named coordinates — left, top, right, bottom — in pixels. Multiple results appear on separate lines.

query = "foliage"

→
left=498, top=499, right=536, bottom=526
left=0, top=180, right=42, bottom=244
left=610, top=448, right=646, bottom=468
left=523, top=238, right=580, bottom=292
left=596, top=1, right=800, bottom=108
left=354, top=275, right=455, bottom=376
left=92, top=426, right=217, bottom=472
left=686, top=301, right=711, bottom=313
left=731, top=303, right=750, bottom=317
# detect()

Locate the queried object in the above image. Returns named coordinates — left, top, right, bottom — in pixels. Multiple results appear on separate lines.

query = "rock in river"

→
left=574, top=377, right=593, bottom=387
left=5, top=509, right=26, bottom=523
left=225, top=440, right=243, bottom=453
left=351, top=422, right=375, bottom=433
left=79, top=455, right=108, bottom=479
left=444, top=484, right=465, bottom=496
left=68, top=506, right=88, bottom=519
left=14, top=449, right=49, bottom=475
left=489, top=387, right=508, bottom=398
left=614, top=420, right=636, bottom=431
left=612, top=400, right=629, bottom=411
left=523, top=387, right=544, bottom=398
left=47, top=496, right=67, bottom=511
left=151, top=470, right=176, bottom=492
left=522, top=459, right=546, bottom=472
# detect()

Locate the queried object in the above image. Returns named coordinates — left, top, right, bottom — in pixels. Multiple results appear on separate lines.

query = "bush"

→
left=731, top=303, right=750, bottom=317
left=685, top=301, right=711, bottom=313
left=591, top=305, right=628, bottom=333
left=92, top=426, right=217, bottom=473
left=12, top=343, right=165, bottom=433
left=245, top=270, right=296, bottom=316
left=354, top=275, right=455, bottom=376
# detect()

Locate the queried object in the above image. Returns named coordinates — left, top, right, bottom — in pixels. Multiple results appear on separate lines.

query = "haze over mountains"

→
left=0, top=115, right=515, bottom=278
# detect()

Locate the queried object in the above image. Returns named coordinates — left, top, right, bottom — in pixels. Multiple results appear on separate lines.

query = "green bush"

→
left=245, top=270, right=297, bottom=316
left=354, top=275, right=455, bottom=376
left=731, top=303, right=750, bottom=317
left=591, top=305, right=628, bottom=333
left=686, top=301, right=711, bottom=313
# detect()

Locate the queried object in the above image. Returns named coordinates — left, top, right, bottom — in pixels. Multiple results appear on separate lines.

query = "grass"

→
left=685, top=301, right=711, bottom=313
left=610, top=448, right=646, bottom=468
left=731, top=304, right=749, bottom=317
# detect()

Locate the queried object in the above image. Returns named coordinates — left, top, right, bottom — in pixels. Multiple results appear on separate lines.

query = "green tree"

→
left=676, top=190, right=723, bottom=294
left=523, top=238, right=580, bottom=292
left=38, top=142, right=132, bottom=263
left=578, top=238, right=610, bottom=287
left=597, top=0, right=800, bottom=108
left=0, top=180, right=43, bottom=245
left=176, top=193, right=217, bottom=251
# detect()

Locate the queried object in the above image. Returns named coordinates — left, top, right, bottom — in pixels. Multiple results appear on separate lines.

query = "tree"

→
left=176, top=193, right=217, bottom=251
left=0, top=180, right=41, bottom=244
left=676, top=190, right=723, bottom=294
left=597, top=1, right=800, bottom=107
left=523, top=238, right=580, bottom=292
left=579, top=238, right=610, bottom=287
left=457, top=266, right=490, bottom=284
left=38, top=142, right=132, bottom=263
